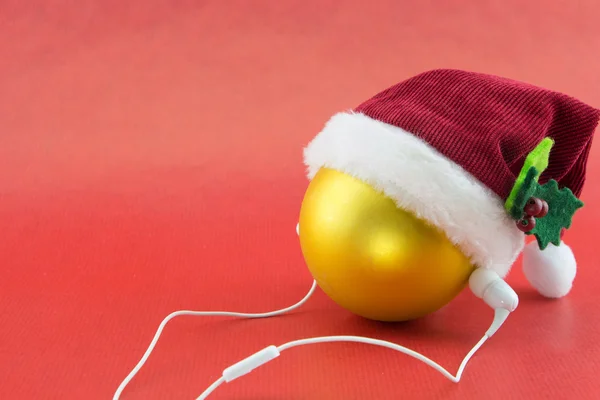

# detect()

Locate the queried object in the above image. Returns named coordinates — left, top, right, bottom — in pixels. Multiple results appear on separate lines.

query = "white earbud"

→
left=469, top=268, right=518, bottom=312
left=469, top=268, right=518, bottom=337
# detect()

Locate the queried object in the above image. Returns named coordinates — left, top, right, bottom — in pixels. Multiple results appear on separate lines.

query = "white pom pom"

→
left=522, top=241, right=577, bottom=298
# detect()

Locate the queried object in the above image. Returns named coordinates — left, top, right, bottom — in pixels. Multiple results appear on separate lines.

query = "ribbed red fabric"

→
left=355, top=69, right=600, bottom=200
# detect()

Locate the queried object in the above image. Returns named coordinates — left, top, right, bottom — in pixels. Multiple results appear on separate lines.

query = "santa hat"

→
left=303, top=69, right=599, bottom=298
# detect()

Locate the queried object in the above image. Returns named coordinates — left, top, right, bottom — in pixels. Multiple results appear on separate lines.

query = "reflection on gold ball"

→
left=299, top=168, right=474, bottom=322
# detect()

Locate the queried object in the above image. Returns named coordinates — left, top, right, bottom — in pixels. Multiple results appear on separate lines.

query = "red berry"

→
left=516, top=215, right=536, bottom=232
left=536, top=200, right=549, bottom=218
left=524, top=197, right=543, bottom=217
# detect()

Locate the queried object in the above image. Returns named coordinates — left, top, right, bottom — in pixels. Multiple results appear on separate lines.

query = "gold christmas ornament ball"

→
left=298, top=168, right=475, bottom=322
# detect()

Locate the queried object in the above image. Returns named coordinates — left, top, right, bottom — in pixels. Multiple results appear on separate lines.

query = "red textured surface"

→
left=1, top=1, right=600, bottom=399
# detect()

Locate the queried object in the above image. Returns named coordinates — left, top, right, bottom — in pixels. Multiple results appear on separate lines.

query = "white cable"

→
left=278, top=334, right=487, bottom=383
left=112, top=281, right=318, bottom=400
left=195, top=335, right=488, bottom=400
left=196, top=377, right=225, bottom=400
left=115, top=278, right=509, bottom=400
left=195, top=309, right=509, bottom=400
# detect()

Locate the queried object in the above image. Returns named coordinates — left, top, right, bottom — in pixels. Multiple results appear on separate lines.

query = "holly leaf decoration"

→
left=504, top=137, right=585, bottom=250
left=529, top=180, right=584, bottom=249
left=507, top=166, right=539, bottom=219
left=505, top=137, right=554, bottom=219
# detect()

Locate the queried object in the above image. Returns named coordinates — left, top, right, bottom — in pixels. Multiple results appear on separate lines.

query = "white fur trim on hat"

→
left=522, top=241, right=576, bottom=298
left=303, top=112, right=525, bottom=276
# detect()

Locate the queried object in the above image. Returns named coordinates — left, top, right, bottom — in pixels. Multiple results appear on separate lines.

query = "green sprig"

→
left=505, top=137, right=553, bottom=218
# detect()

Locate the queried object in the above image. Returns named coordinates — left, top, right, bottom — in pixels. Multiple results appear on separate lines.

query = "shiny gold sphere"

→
left=298, top=168, right=475, bottom=322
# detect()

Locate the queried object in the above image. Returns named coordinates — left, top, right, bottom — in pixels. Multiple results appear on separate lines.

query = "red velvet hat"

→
left=304, top=69, right=599, bottom=298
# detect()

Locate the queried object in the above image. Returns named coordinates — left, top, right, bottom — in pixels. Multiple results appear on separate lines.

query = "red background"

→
left=2, top=1, right=600, bottom=399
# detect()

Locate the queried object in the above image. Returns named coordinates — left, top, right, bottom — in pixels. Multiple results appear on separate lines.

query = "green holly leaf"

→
left=505, top=138, right=554, bottom=219
left=508, top=166, right=539, bottom=219
left=504, top=137, right=584, bottom=250
left=529, top=180, right=584, bottom=249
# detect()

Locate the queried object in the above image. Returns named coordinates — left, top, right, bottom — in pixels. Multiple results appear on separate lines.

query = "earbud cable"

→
left=195, top=334, right=489, bottom=400
left=114, top=280, right=507, bottom=400
left=112, top=281, right=318, bottom=400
